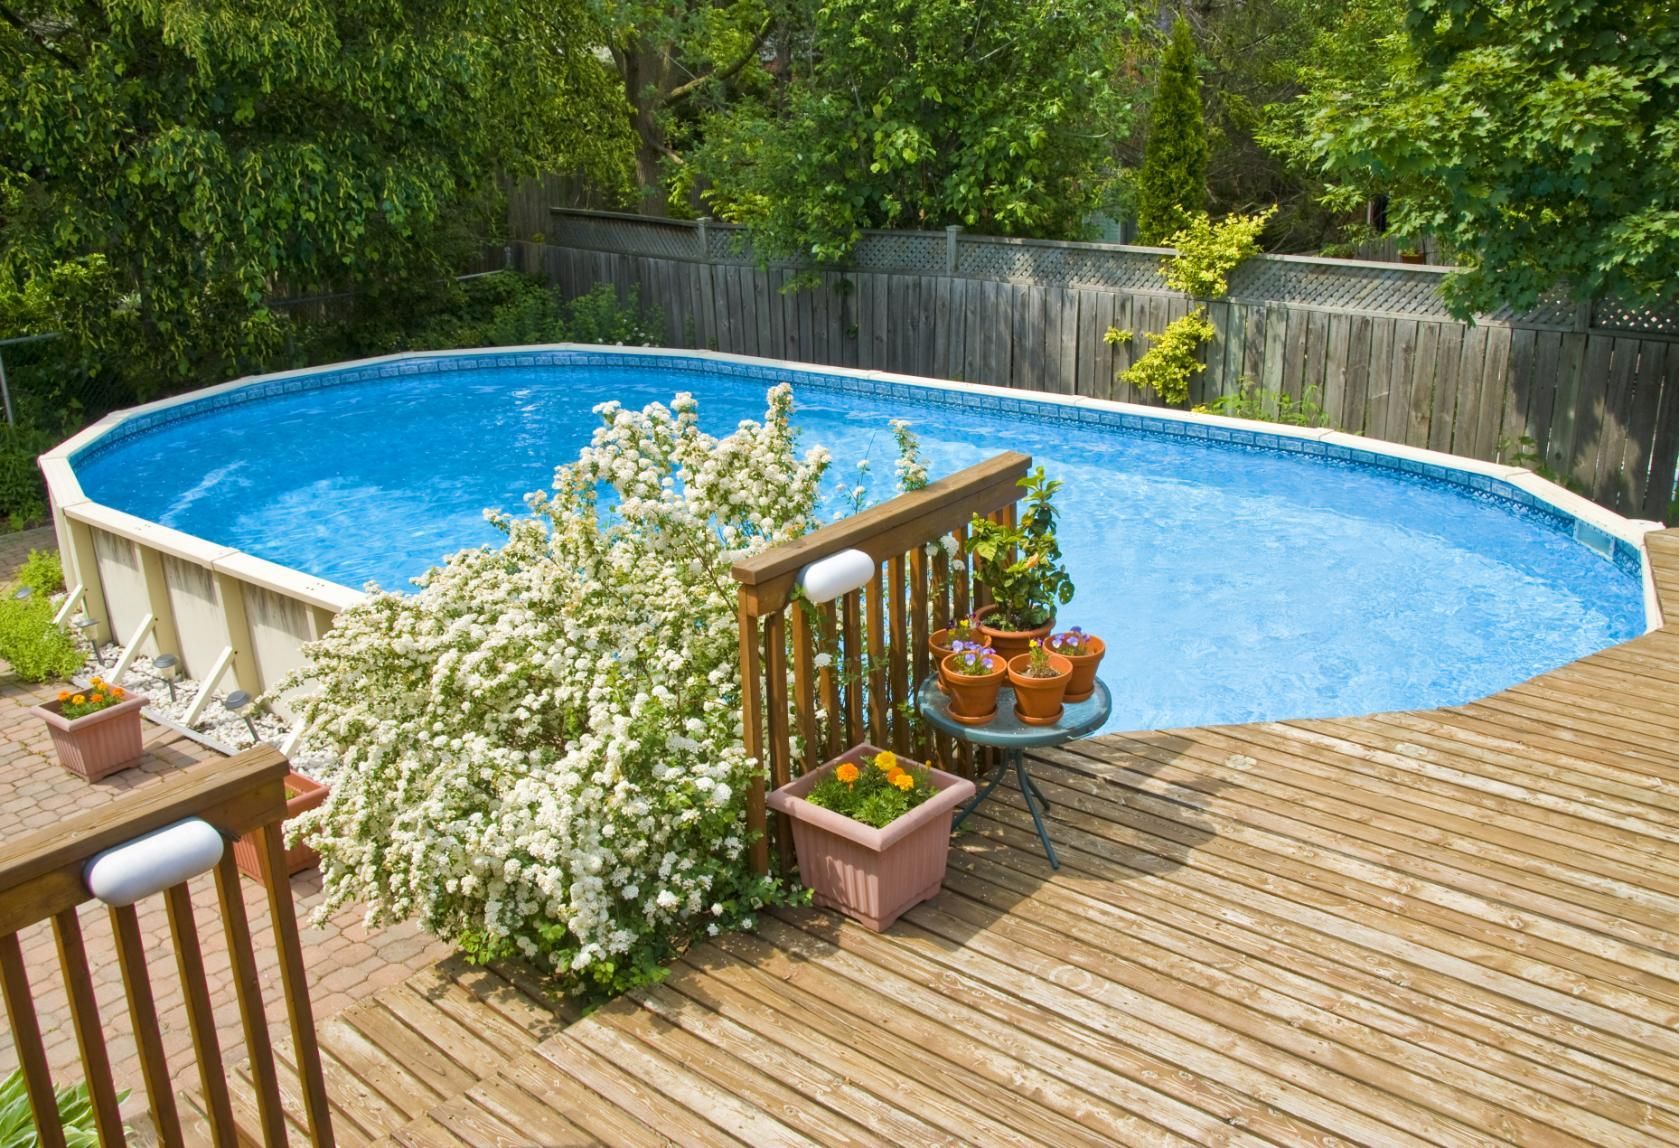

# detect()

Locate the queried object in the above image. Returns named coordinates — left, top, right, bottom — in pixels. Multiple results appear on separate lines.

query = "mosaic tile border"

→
left=66, top=348, right=1645, bottom=581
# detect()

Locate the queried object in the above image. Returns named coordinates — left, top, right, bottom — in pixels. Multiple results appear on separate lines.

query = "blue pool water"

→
left=72, top=354, right=1645, bottom=733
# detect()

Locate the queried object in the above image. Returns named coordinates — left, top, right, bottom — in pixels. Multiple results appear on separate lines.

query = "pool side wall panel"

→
left=39, top=345, right=1663, bottom=733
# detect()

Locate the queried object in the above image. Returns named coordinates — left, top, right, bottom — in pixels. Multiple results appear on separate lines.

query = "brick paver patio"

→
left=0, top=529, right=452, bottom=1122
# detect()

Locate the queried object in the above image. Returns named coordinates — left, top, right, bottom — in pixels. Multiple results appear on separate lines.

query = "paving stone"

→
left=0, top=536, right=457, bottom=1123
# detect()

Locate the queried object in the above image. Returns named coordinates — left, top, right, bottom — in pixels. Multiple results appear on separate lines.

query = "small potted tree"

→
left=766, top=744, right=976, bottom=931
left=31, top=678, right=148, bottom=781
left=966, top=467, right=1075, bottom=659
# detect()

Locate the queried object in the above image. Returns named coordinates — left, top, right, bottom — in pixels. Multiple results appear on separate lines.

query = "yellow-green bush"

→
left=1121, top=308, right=1217, bottom=405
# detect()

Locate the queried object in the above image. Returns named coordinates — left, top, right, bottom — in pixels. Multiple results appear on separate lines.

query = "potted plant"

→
left=965, top=467, right=1075, bottom=659
left=1048, top=626, right=1106, bottom=702
left=231, top=770, right=329, bottom=881
left=766, top=744, right=976, bottom=931
left=940, top=641, right=1006, bottom=725
left=929, top=612, right=983, bottom=690
left=1007, top=640, right=1073, bottom=726
left=30, top=678, right=148, bottom=781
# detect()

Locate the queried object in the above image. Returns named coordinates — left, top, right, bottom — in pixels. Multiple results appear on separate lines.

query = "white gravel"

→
left=80, top=645, right=339, bottom=780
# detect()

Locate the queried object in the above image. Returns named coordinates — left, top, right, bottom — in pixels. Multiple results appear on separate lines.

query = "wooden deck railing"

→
left=732, top=452, right=1032, bottom=872
left=0, top=746, right=331, bottom=1146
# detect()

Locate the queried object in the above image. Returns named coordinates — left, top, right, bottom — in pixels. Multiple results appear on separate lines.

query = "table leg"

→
left=1013, top=749, right=1060, bottom=870
left=953, top=752, right=1010, bottom=832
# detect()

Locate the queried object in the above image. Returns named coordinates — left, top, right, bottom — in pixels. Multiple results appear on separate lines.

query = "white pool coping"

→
left=42, top=344, right=1666, bottom=643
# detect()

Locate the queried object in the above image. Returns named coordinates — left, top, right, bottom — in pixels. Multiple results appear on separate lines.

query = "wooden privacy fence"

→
left=520, top=208, right=1679, bottom=522
left=731, top=452, right=1031, bottom=873
left=0, top=747, right=331, bottom=1147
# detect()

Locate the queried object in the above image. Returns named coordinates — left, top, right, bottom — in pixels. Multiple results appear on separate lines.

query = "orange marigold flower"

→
left=835, top=762, right=860, bottom=784
left=71, top=695, right=86, bottom=706
left=90, top=693, right=104, bottom=704
left=111, top=687, right=124, bottom=698
left=872, top=750, right=898, bottom=772
left=891, top=773, right=915, bottom=791
left=57, top=691, right=70, bottom=702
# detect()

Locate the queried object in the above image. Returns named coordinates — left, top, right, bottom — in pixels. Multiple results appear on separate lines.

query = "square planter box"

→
left=232, top=770, right=329, bottom=881
left=767, top=743, right=976, bottom=931
left=30, top=693, right=149, bottom=781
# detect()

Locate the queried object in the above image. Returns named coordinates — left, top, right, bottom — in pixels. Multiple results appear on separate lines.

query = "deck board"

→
left=214, top=528, right=1679, bottom=1146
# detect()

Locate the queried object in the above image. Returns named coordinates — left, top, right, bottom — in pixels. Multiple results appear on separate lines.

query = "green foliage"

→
left=964, top=467, right=1074, bottom=630
left=0, top=1068, right=120, bottom=1147
left=805, top=750, right=935, bottom=829
left=1134, top=17, right=1209, bottom=245
left=0, top=593, right=83, bottom=683
left=1, top=0, right=633, bottom=393
left=1161, top=209, right=1275, bottom=298
left=1271, top=0, right=1679, bottom=315
left=1196, top=380, right=1331, bottom=427
left=693, top=0, right=1133, bottom=262
left=0, top=426, right=56, bottom=532
left=302, top=277, right=660, bottom=361
left=1121, top=308, right=1216, bottom=405
left=17, top=551, right=63, bottom=598
left=1103, top=327, right=1135, bottom=346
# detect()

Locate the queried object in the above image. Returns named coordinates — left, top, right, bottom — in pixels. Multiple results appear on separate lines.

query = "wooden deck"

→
left=206, top=531, right=1679, bottom=1146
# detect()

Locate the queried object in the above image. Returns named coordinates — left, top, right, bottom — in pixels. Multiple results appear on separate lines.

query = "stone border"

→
left=40, top=345, right=1665, bottom=706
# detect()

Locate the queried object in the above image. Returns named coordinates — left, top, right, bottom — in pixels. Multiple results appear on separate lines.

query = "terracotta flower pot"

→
left=766, top=744, right=976, bottom=931
left=940, top=652, right=1006, bottom=725
left=929, top=628, right=956, bottom=693
left=1055, top=635, right=1107, bottom=703
left=232, top=770, right=329, bottom=881
left=30, top=693, right=149, bottom=781
left=1007, top=652, right=1073, bottom=726
left=979, top=615, right=1054, bottom=661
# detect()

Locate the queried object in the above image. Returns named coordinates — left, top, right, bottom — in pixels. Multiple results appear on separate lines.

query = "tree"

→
left=596, top=0, right=783, bottom=217
left=1272, top=0, right=1679, bottom=316
left=1133, top=15, right=1208, bottom=244
left=692, top=0, right=1133, bottom=263
left=0, top=0, right=632, bottom=391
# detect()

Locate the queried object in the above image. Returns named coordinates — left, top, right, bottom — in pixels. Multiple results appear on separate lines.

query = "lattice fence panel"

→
left=1227, top=258, right=1453, bottom=318
left=851, top=231, right=947, bottom=273
left=1485, top=285, right=1579, bottom=329
left=955, top=237, right=1168, bottom=291
left=548, top=213, right=702, bottom=262
left=1591, top=295, right=1679, bottom=336
left=705, top=224, right=755, bottom=263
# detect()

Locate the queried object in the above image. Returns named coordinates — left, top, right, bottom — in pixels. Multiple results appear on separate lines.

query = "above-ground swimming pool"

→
left=64, top=349, right=1648, bottom=734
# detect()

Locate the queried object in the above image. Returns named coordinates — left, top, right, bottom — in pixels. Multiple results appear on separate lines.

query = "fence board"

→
left=523, top=234, right=1679, bottom=521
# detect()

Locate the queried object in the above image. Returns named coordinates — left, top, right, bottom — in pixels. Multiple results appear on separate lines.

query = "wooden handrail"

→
left=732, top=450, right=1031, bottom=615
left=733, top=452, right=1030, bottom=872
left=0, top=746, right=334, bottom=1146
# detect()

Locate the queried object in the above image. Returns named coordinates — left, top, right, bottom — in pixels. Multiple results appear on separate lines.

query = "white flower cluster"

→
left=278, top=385, right=827, bottom=996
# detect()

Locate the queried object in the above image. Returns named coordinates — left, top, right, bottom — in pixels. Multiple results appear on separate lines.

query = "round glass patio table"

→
left=916, top=675, right=1112, bottom=869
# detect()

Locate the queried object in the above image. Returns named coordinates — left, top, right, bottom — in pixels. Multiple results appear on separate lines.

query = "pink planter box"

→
left=767, top=744, right=976, bottom=931
left=30, top=694, right=149, bottom=781
left=232, top=770, right=329, bottom=881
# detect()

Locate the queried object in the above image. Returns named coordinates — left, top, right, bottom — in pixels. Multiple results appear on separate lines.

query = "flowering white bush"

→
left=278, top=385, right=829, bottom=997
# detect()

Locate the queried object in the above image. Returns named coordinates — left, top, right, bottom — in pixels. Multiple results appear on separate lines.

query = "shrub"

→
left=1195, top=380, right=1331, bottom=428
left=280, top=384, right=829, bottom=1001
left=1121, top=308, right=1217, bottom=405
left=0, top=425, right=57, bottom=532
left=0, top=593, right=82, bottom=683
left=0, top=1067, right=120, bottom=1147
left=1161, top=209, right=1275, bottom=299
left=17, top=550, right=63, bottom=598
